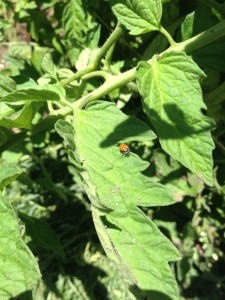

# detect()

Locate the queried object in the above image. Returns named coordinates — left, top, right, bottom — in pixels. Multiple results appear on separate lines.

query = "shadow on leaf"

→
left=129, top=285, right=174, bottom=300
left=100, top=115, right=155, bottom=147
left=145, top=103, right=214, bottom=140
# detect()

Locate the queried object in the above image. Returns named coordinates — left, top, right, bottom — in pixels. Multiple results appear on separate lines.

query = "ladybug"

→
left=119, top=143, right=130, bottom=155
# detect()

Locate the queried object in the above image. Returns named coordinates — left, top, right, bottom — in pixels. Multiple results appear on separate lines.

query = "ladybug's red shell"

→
left=119, top=144, right=130, bottom=155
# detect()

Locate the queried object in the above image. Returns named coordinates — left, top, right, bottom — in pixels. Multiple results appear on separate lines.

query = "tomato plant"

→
left=0, top=1, right=225, bottom=299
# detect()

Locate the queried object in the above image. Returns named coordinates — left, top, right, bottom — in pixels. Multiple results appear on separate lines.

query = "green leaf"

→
left=62, top=0, right=88, bottom=42
left=62, top=0, right=98, bottom=65
left=0, top=163, right=21, bottom=191
left=14, top=76, right=38, bottom=90
left=108, top=0, right=162, bottom=35
left=0, top=75, right=17, bottom=97
left=42, top=83, right=66, bottom=98
left=19, top=213, right=65, bottom=258
left=0, top=103, right=40, bottom=129
left=41, top=52, right=57, bottom=78
left=72, top=101, right=173, bottom=210
left=1, top=84, right=65, bottom=103
left=106, top=208, right=180, bottom=299
left=55, top=119, right=76, bottom=149
left=137, top=52, right=215, bottom=186
left=59, top=100, right=179, bottom=299
left=0, top=102, right=15, bottom=117
left=0, top=197, right=40, bottom=299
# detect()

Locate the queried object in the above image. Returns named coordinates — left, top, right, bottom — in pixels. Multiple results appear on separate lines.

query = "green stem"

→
left=94, top=22, right=123, bottom=65
left=82, top=70, right=110, bottom=81
left=103, top=44, right=115, bottom=71
left=55, top=69, right=136, bottom=113
left=60, top=65, right=94, bottom=86
left=159, top=26, right=177, bottom=46
left=173, top=20, right=225, bottom=53
left=60, top=23, right=124, bottom=86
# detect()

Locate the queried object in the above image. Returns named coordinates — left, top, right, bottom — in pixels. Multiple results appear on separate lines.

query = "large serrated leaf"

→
left=106, top=208, right=180, bottom=300
left=73, top=101, right=173, bottom=210
left=108, top=0, right=162, bottom=35
left=92, top=205, right=180, bottom=300
left=0, top=197, right=40, bottom=299
left=137, top=51, right=215, bottom=186
left=57, top=101, right=179, bottom=299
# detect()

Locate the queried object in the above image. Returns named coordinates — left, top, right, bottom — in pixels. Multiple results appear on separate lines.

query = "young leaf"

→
left=137, top=51, right=215, bottom=186
left=0, top=197, right=40, bottom=298
left=0, top=163, right=21, bottom=191
left=108, top=0, right=162, bottom=35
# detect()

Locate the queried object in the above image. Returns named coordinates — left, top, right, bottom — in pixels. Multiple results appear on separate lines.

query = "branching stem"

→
left=60, top=23, right=124, bottom=86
